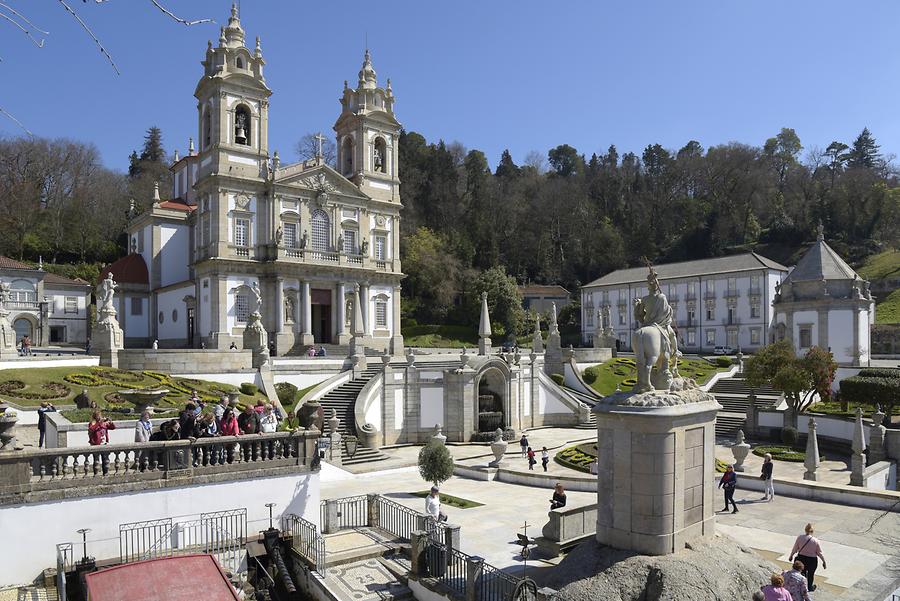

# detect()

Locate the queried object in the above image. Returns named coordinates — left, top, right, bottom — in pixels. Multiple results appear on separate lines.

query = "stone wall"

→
left=116, top=348, right=252, bottom=373
left=872, top=324, right=900, bottom=356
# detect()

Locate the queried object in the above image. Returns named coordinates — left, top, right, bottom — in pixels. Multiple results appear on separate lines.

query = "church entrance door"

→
left=311, top=288, right=332, bottom=344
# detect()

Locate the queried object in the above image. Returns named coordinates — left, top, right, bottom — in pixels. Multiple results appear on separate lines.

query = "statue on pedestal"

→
left=93, top=273, right=124, bottom=363
left=631, top=264, right=679, bottom=392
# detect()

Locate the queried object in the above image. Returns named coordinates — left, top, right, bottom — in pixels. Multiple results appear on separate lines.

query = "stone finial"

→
left=803, top=417, right=820, bottom=481
left=852, top=406, right=866, bottom=454
left=869, top=406, right=887, bottom=464
left=816, top=221, right=825, bottom=242
left=532, top=314, right=544, bottom=354
left=550, top=302, right=559, bottom=334
left=188, top=137, right=195, bottom=155
left=850, top=407, right=866, bottom=486
left=352, top=284, right=365, bottom=337
left=152, top=181, right=160, bottom=206
left=432, top=424, right=447, bottom=446
left=273, top=151, right=280, bottom=171
left=173, top=149, right=179, bottom=162
left=478, top=292, right=492, bottom=356
left=255, top=36, right=263, bottom=58
left=218, top=26, right=227, bottom=47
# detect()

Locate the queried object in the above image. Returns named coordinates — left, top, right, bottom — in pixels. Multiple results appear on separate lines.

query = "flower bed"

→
left=554, top=442, right=598, bottom=473
left=751, top=445, right=817, bottom=463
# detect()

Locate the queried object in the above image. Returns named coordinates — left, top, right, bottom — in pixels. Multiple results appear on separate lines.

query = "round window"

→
left=158, top=311, right=164, bottom=324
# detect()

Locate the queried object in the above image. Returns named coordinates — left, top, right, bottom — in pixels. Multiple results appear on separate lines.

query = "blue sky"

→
left=3, top=1, right=900, bottom=172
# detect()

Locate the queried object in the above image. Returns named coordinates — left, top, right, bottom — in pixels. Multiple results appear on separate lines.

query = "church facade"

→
left=105, top=6, right=403, bottom=354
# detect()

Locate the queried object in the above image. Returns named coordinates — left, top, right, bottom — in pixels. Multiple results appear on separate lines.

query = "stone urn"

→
left=226, top=391, right=241, bottom=404
left=459, top=348, right=471, bottom=370
left=488, top=427, right=507, bottom=468
left=432, top=424, right=447, bottom=446
left=381, top=351, right=392, bottom=367
left=297, top=398, right=323, bottom=431
left=327, top=408, right=340, bottom=436
left=117, top=388, right=169, bottom=414
left=0, top=405, right=18, bottom=452
left=730, top=430, right=751, bottom=472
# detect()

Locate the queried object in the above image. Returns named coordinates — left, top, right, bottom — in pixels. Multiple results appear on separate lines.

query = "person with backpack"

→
left=526, top=446, right=536, bottom=470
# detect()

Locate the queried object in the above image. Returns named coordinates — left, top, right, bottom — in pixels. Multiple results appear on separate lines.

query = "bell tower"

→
left=194, top=3, right=271, bottom=180
left=334, top=50, right=401, bottom=203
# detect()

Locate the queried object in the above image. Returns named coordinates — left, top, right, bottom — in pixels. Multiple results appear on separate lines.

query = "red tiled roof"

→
left=0, top=256, right=34, bottom=270
left=158, top=198, right=196, bottom=212
left=101, top=254, right=149, bottom=285
left=42, top=272, right=90, bottom=287
left=85, top=554, right=240, bottom=601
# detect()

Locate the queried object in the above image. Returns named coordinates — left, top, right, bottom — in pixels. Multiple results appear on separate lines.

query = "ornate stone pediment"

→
left=276, top=164, right=367, bottom=201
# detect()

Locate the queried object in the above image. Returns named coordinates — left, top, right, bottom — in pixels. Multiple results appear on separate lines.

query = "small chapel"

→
left=102, top=5, right=404, bottom=354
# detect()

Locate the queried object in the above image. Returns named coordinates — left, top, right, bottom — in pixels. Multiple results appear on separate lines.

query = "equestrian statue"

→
left=631, top=263, right=680, bottom=393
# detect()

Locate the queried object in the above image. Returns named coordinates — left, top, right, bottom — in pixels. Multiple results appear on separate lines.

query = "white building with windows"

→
left=103, top=7, right=403, bottom=353
left=580, top=253, right=788, bottom=353
left=0, top=257, right=91, bottom=346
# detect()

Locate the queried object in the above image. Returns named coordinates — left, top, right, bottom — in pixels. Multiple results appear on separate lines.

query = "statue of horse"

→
left=631, top=324, right=673, bottom=393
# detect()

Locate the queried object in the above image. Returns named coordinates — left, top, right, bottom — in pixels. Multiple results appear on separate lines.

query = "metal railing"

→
left=376, top=495, right=420, bottom=541
left=428, top=540, right=468, bottom=597
left=56, top=543, right=73, bottom=601
left=282, top=513, right=326, bottom=575
left=479, top=561, right=521, bottom=601
left=321, top=495, right=368, bottom=530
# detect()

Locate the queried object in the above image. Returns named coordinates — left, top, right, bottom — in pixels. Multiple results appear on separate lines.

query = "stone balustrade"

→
left=535, top=502, right=598, bottom=557
left=0, top=430, right=320, bottom=505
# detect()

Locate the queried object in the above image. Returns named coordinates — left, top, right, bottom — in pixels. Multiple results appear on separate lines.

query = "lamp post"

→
left=76, top=528, right=92, bottom=563
left=265, top=502, right=277, bottom=530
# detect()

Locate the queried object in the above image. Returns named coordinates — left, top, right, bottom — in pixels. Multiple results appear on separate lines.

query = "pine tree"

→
left=140, top=126, right=166, bottom=163
left=494, top=149, right=519, bottom=178
left=847, top=127, right=881, bottom=169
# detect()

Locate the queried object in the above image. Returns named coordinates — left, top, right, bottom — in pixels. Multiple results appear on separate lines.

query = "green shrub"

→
left=418, top=441, right=454, bottom=487
left=840, top=374, right=900, bottom=421
left=275, top=382, right=298, bottom=406
left=715, top=356, right=733, bottom=368
left=781, top=426, right=799, bottom=446
left=857, top=367, right=900, bottom=379
left=240, top=382, right=258, bottom=396
left=550, top=373, right=565, bottom=386
left=752, top=445, right=815, bottom=462
left=583, top=366, right=600, bottom=384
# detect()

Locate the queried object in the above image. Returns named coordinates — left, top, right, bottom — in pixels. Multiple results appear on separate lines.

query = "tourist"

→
left=192, top=413, right=221, bottom=465
left=550, top=483, right=567, bottom=509
left=37, top=401, right=57, bottom=448
left=260, top=404, right=278, bottom=433
left=134, top=410, right=153, bottom=470
left=316, top=345, right=327, bottom=357
left=238, top=405, right=260, bottom=435
left=178, top=403, right=198, bottom=440
left=761, top=453, right=775, bottom=501
left=526, top=446, right=536, bottom=470
left=88, top=410, right=116, bottom=475
left=254, top=399, right=266, bottom=414
left=541, top=446, right=550, bottom=472
left=425, top=486, right=447, bottom=524
left=519, top=434, right=528, bottom=457
left=229, top=341, right=238, bottom=350
left=150, top=419, right=180, bottom=441
left=719, top=464, right=738, bottom=513
left=219, top=409, right=239, bottom=436
left=152, top=339, right=159, bottom=349
left=782, top=559, right=811, bottom=601
left=789, top=523, right=827, bottom=591
left=214, top=396, right=228, bottom=426
left=74, top=388, right=91, bottom=409
left=306, top=346, right=316, bottom=357
left=189, top=390, right=201, bottom=404
left=761, top=573, right=792, bottom=601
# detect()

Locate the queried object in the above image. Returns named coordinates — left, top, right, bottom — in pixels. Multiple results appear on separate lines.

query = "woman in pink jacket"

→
left=789, top=523, right=827, bottom=591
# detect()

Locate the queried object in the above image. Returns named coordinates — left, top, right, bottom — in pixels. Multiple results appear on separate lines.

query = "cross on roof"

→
left=314, top=132, right=326, bottom=160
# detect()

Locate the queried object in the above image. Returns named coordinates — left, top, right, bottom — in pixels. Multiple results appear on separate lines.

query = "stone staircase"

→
left=285, top=342, right=352, bottom=357
left=319, top=366, right=387, bottom=465
left=563, top=387, right=599, bottom=429
left=710, top=376, right=780, bottom=438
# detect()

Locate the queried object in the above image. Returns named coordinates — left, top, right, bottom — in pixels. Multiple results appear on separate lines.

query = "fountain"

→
left=117, top=388, right=170, bottom=414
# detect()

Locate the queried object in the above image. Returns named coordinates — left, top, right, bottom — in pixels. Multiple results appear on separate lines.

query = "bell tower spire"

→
left=334, top=49, right=401, bottom=203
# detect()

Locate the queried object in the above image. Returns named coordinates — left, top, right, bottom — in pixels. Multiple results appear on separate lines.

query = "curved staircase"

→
left=319, top=366, right=387, bottom=465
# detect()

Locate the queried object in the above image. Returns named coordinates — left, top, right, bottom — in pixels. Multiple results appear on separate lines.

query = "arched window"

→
left=373, top=137, right=387, bottom=173
left=311, top=209, right=330, bottom=251
left=341, top=137, right=354, bottom=176
left=234, top=104, right=251, bottom=146
left=236, top=57, right=244, bottom=69
left=202, top=108, right=211, bottom=149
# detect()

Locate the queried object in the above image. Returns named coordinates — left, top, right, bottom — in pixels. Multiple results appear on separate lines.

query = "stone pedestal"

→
left=0, top=407, right=19, bottom=451
left=243, top=312, right=270, bottom=369
left=868, top=409, right=887, bottom=464
left=730, top=430, right=750, bottom=472
left=0, top=313, right=17, bottom=359
left=93, top=316, right=124, bottom=368
left=803, top=417, right=820, bottom=481
left=488, top=428, right=507, bottom=467
left=850, top=407, right=867, bottom=487
left=593, top=385, right=721, bottom=556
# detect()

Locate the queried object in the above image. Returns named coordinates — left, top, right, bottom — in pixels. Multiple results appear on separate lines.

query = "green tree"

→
left=418, top=441, right=454, bottom=488
left=847, top=127, right=881, bottom=170
left=547, top=144, right=583, bottom=177
left=402, top=227, right=462, bottom=322
left=744, top=341, right=837, bottom=426
left=470, top=267, right=524, bottom=339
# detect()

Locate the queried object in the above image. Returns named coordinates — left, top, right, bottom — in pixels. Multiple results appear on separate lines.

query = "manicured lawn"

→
left=751, top=445, right=821, bottom=462
left=0, top=366, right=267, bottom=414
left=404, top=324, right=479, bottom=348
left=410, top=491, right=484, bottom=509
left=583, top=356, right=730, bottom=396
left=554, top=442, right=597, bottom=473
left=808, top=401, right=900, bottom=421
left=875, top=289, right=900, bottom=324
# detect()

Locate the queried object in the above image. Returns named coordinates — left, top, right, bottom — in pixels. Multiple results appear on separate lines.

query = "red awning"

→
left=85, top=554, right=240, bottom=601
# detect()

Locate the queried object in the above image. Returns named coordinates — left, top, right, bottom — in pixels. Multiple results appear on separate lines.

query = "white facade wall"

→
left=420, top=386, right=443, bottom=428
left=123, top=295, right=149, bottom=339
left=828, top=309, right=855, bottom=363
left=0, top=472, right=319, bottom=587
left=45, top=287, right=90, bottom=344
left=138, top=224, right=153, bottom=282
left=858, top=309, right=871, bottom=365
left=582, top=268, right=783, bottom=352
left=156, top=284, right=194, bottom=342
left=159, top=224, right=190, bottom=287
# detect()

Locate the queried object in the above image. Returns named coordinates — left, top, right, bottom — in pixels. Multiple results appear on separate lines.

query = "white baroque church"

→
left=103, top=6, right=403, bottom=354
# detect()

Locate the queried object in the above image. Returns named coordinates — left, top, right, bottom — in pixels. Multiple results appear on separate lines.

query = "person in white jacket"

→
left=134, top=411, right=153, bottom=470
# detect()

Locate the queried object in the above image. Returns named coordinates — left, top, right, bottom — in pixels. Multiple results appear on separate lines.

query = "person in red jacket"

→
left=87, top=410, right=116, bottom=474
left=218, top=407, right=240, bottom=463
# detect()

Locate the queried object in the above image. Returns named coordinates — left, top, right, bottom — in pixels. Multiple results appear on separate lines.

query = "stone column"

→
left=850, top=407, right=867, bottom=486
left=464, top=555, right=484, bottom=601
left=300, top=281, right=314, bottom=345
left=360, top=283, right=371, bottom=337
left=389, top=285, right=404, bottom=356
left=275, top=279, right=284, bottom=334
left=803, top=417, right=820, bottom=481
left=337, top=282, right=350, bottom=344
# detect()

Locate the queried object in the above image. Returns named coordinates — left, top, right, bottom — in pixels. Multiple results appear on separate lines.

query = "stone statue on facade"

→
left=631, top=264, right=679, bottom=392
left=602, top=305, right=612, bottom=334
left=284, top=296, right=295, bottom=324
left=361, top=238, right=369, bottom=255
left=0, top=282, right=15, bottom=358
left=373, top=147, right=383, bottom=171
left=249, top=282, right=262, bottom=315
left=275, top=226, right=283, bottom=246
left=300, top=230, right=309, bottom=249
left=0, top=282, right=9, bottom=315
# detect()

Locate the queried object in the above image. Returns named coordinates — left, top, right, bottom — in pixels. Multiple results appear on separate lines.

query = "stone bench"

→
left=534, top=502, right=597, bottom=557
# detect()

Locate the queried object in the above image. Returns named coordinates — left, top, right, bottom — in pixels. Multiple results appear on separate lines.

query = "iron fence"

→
left=427, top=540, right=468, bottom=598
left=321, top=495, right=368, bottom=530
left=282, top=513, right=326, bottom=575
left=119, top=517, right=173, bottom=563
left=479, top=561, right=521, bottom=601
left=375, top=495, right=420, bottom=541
